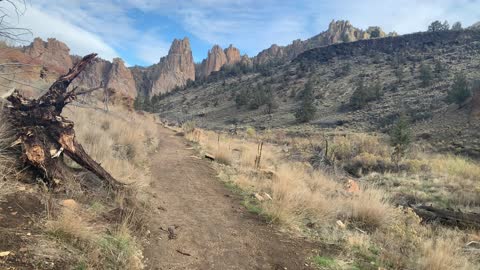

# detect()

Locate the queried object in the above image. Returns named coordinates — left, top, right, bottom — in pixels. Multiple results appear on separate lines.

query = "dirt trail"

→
left=143, top=126, right=316, bottom=270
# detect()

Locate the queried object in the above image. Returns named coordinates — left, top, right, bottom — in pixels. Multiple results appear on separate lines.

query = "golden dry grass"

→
left=64, top=105, right=158, bottom=187
left=47, top=205, right=144, bottom=270
left=418, top=238, right=473, bottom=270
left=181, top=126, right=478, bottom=269
left=54, top=104, right=158, bottom=270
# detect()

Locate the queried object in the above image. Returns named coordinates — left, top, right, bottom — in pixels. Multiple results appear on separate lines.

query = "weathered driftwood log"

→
left=411, top=205, right=480, bottom=229
left=4, top=53, right=123, bottom=190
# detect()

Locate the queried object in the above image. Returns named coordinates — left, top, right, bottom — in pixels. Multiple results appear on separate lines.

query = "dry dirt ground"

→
left=143, top=126, right=316, bottom=270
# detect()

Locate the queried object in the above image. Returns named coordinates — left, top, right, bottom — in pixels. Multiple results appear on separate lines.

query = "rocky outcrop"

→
left=295, top=29, right=480, bottom=64
left=199, top=45, right=227, bottom=78
left=253, top=20, right=392, bottom=66
left=74, top=57, right=111, bottom=89
left=22, top=38, right=73, bottom=74
left=152, top=38, right=195, bottom=95
left=132, top=38, right=195, bottom=96
left=106, top=58, right=137, bottom=99
left=239, top=54, right=253, bottom=69
left=224, top=45, right=241, bottom=65
left=72, top=57, right=137, bottom=100
left=197, top=44, right=242, bottom=78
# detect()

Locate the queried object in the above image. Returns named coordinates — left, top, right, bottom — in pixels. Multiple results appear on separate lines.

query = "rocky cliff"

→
left=106, top=58, right=137, bottom=99
left=22, top=37, right=73, bottom=74
left=197, top=44, right=241, bottom=78
left=131, top=38, right=195, bottom=96
left=253, top=20, right=393, bottom=66
left=13, top=38, right=137, bottom=101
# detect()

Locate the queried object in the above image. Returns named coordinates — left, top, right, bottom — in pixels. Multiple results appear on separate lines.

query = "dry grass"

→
left=47, top=205, right=143, bottom=270
left=181, top=126, right=478, bottom=269
left=48, top=103, right=158, bottom=269
left=428, top=154, right=480, bottom=182
left=64, top=105, right=158, bottom=187
left=418, top=238, right=473, bottom=270
left=0, top=105, right=15, bottom=178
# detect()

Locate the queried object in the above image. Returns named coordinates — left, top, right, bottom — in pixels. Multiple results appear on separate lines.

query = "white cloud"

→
left=3, top=0, right=479, bottom=65
left=133, top=29, right=171, bottom=65
left=14, top=4, right=120, bottom=60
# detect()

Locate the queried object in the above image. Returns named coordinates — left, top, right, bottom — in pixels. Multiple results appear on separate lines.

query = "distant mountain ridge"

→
left=253, top=20, right=396, bottom=66
left=4, top=19, right=396, bottom=100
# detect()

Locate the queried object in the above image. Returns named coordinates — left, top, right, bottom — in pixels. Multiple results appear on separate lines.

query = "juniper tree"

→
left=295, top=81, right=316, bottom=122
left=447, top=72, right=471, bottom=105
left=390, top=114, right=412, bottom=166
left=419, top=63, right=433, bottom=87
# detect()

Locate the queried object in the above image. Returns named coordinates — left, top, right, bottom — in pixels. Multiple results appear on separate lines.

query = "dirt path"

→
left=143, top=126, right=316, bottom=270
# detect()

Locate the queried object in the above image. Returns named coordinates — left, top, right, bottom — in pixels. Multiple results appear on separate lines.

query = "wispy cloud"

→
left=3, top=0, right=479, bottom=65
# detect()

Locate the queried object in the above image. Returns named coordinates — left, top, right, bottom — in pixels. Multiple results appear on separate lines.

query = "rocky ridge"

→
left=23, top=37, right=73, bottom=74
left=253, top=20, right=394, bottom=66
left=8, top=20, right=399, bottom=99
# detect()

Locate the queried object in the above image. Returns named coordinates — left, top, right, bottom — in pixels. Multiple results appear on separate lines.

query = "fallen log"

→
left=3, top=53, right=123, bottom=190
left=411, top=205, right=480, bottom=229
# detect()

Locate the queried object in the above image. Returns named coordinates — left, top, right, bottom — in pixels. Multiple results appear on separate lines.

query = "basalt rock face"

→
left=295, top=30, right=480, bottom=64
left=22, top=37, right=73, bottom=74
left=253, top=20, right=391, bottom=66
left=197, top=44, right=242, bottom=78
left=131, top=38, right=195, bottom=96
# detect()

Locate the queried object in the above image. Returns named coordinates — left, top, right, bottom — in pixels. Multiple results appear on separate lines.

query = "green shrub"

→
left=447, top=72, right=471, bottom=105
left=295, top=81, right=316, bottom=122
left=349, top=80, right=383, bottom=109
left=419, top=63, right=433, bottom=87
left=390, top=114, right=412, bottom=165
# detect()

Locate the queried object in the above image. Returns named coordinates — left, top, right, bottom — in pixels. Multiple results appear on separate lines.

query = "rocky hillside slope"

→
left=154, top=29, right=480, bottom=157
left=253, top=20, right=395, bottom=66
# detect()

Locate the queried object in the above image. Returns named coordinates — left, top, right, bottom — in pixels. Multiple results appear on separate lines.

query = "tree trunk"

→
left=4, top=53, right=123, bottom=190
left=411, top=205, right=480, bottom=229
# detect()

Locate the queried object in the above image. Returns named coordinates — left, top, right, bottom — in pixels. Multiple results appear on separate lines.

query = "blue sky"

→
left=7, top=0, right=480, bottom=66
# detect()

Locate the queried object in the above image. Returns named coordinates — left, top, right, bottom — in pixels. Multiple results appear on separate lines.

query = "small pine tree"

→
left=390, top=114, right=412, bottom=165
left=447, top=72, right=471, bottom=105
left=419, top=63, right=433, bottom=87
left=295, top=81, right=316, bottom=122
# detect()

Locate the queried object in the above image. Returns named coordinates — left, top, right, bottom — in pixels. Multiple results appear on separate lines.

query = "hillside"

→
left=154, top=29, right=480, bottom=157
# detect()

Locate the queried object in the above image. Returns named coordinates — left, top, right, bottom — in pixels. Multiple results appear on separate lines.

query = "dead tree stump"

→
left=3, top=53, right=123, bottom=190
